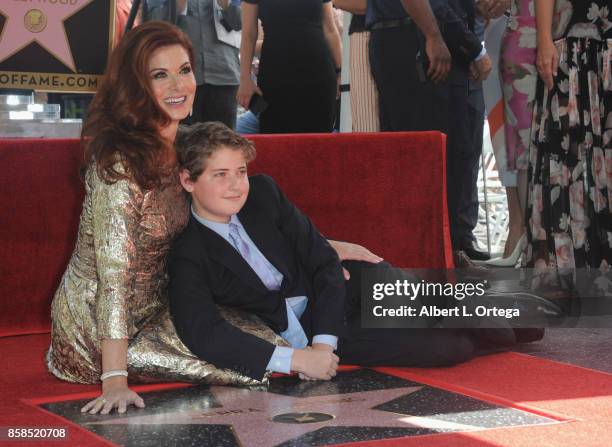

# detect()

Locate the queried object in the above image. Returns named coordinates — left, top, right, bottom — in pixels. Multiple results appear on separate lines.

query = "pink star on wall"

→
left=0, top=0, right=93, bottom=72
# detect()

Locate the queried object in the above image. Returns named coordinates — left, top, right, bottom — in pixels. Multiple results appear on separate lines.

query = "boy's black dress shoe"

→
left=460, top=241, right=491, bottom=261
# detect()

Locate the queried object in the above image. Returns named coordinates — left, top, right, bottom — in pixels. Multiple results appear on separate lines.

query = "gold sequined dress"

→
left=47, top=165, right=284, bottom=386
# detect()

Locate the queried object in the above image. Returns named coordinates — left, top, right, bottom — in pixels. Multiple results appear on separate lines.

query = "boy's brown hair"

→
left=176, top=122, right=256, bottom=181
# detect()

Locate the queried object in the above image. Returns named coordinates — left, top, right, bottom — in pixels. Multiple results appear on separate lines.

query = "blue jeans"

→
left=236, top=111, right=260, bottom=134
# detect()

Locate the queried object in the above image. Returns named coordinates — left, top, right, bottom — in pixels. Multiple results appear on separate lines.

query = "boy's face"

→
left=180, top=146, right=249, bottom=223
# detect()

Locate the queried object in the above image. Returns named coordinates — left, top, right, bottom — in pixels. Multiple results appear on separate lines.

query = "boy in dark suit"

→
left=169, top=122, right=521, bottom=382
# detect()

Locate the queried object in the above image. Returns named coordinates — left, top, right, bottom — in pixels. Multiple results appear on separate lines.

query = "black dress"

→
left=243, top=0, right=337, bottom=134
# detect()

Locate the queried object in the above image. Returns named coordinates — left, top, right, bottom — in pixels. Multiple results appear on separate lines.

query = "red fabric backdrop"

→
left=0, top=132, right=451, bottom=337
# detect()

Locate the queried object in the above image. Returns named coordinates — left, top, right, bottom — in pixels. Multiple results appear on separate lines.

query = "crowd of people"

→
left=43, top=0, right=610, bottom=415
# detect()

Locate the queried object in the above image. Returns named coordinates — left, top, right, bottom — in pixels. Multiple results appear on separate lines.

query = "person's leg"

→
left=259, top=82, right=335, bottom=134
left=199, top=84, right=239, bottom=129
left=504, top=186, right=525, bottom=257
left=299, top=80, right=336, bottom=133
left=236, top=111, right=260, bottom=134
left=338, top=327, right=478, bottom=367
left=447, top=82, right=487, bottom=258
left=446, top=82, right=471, bottom=249
left=350, top=31, right=379, bottom=132
left=258, top=84, right=284, bottom=134
left=460, top=87, right=485, bottom=246
left=338, top=260, right=515, bottom=367
left=367, top=33, right=391, bottom=131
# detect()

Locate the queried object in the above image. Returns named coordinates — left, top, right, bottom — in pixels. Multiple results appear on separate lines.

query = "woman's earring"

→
left=189, top=107, right=193, bottom=117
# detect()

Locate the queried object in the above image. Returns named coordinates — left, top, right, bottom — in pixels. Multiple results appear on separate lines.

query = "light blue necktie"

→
left=228, top=222, right=279, bottom=290
left=228, top=222, right=308, bottom=349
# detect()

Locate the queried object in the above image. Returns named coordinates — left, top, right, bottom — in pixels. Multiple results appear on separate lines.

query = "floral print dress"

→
left=500, top=0, right=569, bottom=171
left=526, top=0, right=612, bottom=271
left=500, top=0, right=538, bottom=172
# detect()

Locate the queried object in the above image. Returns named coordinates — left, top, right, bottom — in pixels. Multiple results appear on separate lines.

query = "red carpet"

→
left=2, top=334, right=611, bottom=446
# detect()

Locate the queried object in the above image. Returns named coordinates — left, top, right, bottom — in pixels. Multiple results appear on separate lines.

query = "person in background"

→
left=485, top=0, right=537, bottom=267
left=236, top=19, right=262, bottom=134
left=237, top=0, right=342, bottom=133
left=114, top=0, right=138, bottom=46
left=526, top=0, right=611, bottom=271
left=441, top=0, right=494, bottom=264
left=333, top=0, right=380, bottom=132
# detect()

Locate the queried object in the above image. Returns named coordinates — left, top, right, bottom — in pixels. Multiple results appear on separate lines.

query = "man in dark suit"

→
left=168, top=122, right=522, bottom=382
left=367, top=0, right=491, bottom=264
left=431, top=0, right=493, bottom=262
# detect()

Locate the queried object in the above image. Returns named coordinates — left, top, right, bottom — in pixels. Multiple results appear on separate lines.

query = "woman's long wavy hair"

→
left=82, top=21, right=194, bottom=190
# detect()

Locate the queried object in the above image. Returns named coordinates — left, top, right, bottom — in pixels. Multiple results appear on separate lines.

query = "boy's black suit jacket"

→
left=168, top=175, right=346, bottom=380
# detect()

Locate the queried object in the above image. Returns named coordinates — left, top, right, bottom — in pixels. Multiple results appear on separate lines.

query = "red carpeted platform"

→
left=3, top=134, right=610, bottom=446
left=2, top=334, right=611, bottom=446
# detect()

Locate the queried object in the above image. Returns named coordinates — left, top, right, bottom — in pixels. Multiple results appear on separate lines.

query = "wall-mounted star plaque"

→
left=0, top=0, right=115, bottom=92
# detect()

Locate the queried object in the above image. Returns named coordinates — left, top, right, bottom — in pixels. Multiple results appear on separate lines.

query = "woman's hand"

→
left=327, top=240, right=383, bottom=280
left=237, top=77, right=262, bottom=110
left=81, top=377, right=145, bottom=415
left=536, top=38, right=558, bottom=90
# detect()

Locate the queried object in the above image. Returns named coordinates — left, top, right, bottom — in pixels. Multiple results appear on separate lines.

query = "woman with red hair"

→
left=46, top=20, right=286, bottom=415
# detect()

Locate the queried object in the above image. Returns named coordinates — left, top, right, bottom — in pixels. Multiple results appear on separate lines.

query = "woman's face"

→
left=148, top=44, right=196, bottom=125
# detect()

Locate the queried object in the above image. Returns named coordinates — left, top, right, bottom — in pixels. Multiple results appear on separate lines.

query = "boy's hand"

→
left=298, top=343, right=337, bottom=380
left=311, top=343, right=334, bottom=353
left=292, top=348, right=339, bottom=381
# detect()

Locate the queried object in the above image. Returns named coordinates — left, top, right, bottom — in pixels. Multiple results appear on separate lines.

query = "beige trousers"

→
left=349, top=31, right=380, bottom=132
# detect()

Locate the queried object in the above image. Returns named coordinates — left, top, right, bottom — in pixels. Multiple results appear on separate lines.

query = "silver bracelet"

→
left=100, top=369, right=128, bottom=381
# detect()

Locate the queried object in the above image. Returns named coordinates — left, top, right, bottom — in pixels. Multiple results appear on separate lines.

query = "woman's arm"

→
left=81, top=340, right=144, bottom=414
left=332, top=0, right=366, bottom=15
left=322, top=3, right=343, bottom=71
left=237, top=2, right=262, bottom=108
left=80, top=170, right=143, bottom=415
left=535, top=0, right=557, bottom=89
